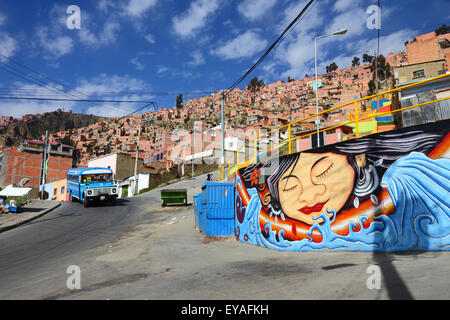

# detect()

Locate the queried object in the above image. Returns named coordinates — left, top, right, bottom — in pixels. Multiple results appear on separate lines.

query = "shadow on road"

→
left=372, top=252, right=414, bottom=300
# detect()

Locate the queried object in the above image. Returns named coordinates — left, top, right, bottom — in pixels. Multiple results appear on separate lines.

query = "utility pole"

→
left=192, top=116, right=194, bottom=186
left=134, top=124, right=141, bottom=195
left=40, top=130, right=48, bottom=200
left=375, top=49, right=379, bottom=109
left=220, top=91, right=225, bottom=173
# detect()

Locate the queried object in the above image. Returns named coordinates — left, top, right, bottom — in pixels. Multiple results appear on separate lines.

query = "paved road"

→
left=0, top=174, right=208, bottom=299
left=0, top=172, right=449, bottom=300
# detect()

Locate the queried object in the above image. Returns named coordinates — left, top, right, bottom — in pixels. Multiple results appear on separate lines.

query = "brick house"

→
left=0, top=140, right=74, bottom=199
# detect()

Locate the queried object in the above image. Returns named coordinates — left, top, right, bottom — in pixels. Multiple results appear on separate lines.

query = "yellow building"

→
left=50, top=179, right=67, bottom=201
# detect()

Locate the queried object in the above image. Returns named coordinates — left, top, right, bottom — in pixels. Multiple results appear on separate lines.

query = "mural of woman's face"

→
left=278, top=152, right=356, bottom=225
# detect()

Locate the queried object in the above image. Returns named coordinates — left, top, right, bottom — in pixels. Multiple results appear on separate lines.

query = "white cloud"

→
left=75, top=74, right=152, bottom=117
left=237, top=0, right=277, bottom=21
left=0, top=83, right=74, bottom=117
left=332, top=0, right=363, bottom=13
left=0, top=101, right=73, bottom=118
left=347, top=29, right=417, bottom=57
left=188, top=50, right=205, bottom=66
left=144, top=33, right=155, bottom=44
left=0, top=12, right=6, bottom=26
left=0, top=32, right=18, bottom=61
left=130, top=57, right=145, bottom=70
left=325, top=7, right=366, bottom=38
left=124, top=0, right=157, bottom=17
left=31, top=4, right=74, bottom=59
left=156, top=65, right=169, bottom=75
left=210, top=30, right=268, bottom=60
left=35, top=27, right=73, bottom=59
left=279, top=0, right=323, bottom=34
left=78, top=16, right=121, bottom=48
left=172, top=0, right=219, bottom=38
left=98, top=0, right=115, bottom=12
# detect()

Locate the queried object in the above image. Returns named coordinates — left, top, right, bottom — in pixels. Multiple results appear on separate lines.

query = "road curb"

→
left=0, top=202, right=61, bottom=234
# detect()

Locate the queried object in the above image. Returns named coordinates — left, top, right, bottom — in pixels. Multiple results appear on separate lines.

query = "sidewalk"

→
left=0, top=200, right=61, bottom=233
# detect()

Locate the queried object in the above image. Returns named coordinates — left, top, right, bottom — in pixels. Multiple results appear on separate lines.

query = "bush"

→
left=5, top=196, right=28, bottom=206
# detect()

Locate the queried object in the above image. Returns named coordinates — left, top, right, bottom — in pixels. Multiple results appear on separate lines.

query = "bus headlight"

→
left=112, top=188, right=117, bottom=194
left=87, top=190, right=93, bottom=196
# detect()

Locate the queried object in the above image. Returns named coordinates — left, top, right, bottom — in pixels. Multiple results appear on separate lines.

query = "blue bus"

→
left=67, top=167, right=118, bottom=207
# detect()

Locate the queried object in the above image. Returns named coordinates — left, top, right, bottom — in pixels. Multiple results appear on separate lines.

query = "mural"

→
left=235, top=120, right=450, bottom=251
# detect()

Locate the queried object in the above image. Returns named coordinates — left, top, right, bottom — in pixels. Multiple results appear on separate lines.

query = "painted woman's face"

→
left=278, top=152, right=355, bottom=225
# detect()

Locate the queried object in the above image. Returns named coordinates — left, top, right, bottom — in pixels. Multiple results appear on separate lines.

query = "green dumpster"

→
left=160, top=189, right=187, bottom=206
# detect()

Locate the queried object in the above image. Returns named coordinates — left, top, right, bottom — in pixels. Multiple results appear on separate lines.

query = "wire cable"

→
left=226, top=0, right=316, bottom=92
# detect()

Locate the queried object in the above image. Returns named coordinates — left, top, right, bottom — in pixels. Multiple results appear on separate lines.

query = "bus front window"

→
left=82, top=174, right=113, bottom=183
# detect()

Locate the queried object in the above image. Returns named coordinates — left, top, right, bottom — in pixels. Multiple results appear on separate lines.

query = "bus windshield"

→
left=81, top=174, right=113, bottom=183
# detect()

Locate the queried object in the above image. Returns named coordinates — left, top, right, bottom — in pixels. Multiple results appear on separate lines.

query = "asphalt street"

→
left=0, top=173, right=449, bottom=300
left=0, top=174, right=205, bottom=299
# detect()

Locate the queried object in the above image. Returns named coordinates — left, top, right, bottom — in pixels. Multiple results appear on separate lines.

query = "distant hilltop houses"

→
left=0, top=108, right=72, bottom=127
left=0, top=28, right=449, bottom=185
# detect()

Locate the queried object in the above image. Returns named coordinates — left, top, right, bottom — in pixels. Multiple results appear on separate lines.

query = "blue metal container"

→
left=201, top=182, right=235, bottom=236
left=197, top=193, right=203, bottom=232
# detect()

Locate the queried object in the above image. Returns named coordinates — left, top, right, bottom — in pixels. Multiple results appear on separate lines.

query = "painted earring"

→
left=353, top=197, right=360, bottom=208
left=370, top=194, right=378, bottom=205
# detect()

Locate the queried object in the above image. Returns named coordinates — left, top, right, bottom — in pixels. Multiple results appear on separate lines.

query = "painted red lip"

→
left=299, top=200, right=328, bottom=215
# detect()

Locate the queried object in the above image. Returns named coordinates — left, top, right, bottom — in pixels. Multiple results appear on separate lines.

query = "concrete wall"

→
left=394, top=59, right=446, bottom=84
left=0, top=148, right=72, bottom=199
left=88, top=152, right=150, bottom=181
left=88, top=153, right=117, bottom=177
left=235, top=119, right=450, bottom=251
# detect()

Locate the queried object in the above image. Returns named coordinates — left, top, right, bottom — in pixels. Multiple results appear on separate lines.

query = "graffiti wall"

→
left=235, top=120, right=450, bottom=251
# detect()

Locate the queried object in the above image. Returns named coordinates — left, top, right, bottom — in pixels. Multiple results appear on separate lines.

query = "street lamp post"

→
left=314, top=28, right=347, bottom=148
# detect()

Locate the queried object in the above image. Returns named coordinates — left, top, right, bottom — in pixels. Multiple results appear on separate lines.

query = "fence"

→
left=218, top=73, right=450, bottom=181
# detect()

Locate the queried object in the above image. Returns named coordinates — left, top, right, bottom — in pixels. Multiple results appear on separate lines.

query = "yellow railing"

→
left=218, top=73, right=450, bottom=181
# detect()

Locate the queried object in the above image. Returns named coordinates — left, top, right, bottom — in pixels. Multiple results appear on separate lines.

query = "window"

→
left=413, top=69, right=425, bottom=78
left=53, top=188, right=57, bottom=195
left=61, top=186, right=65, bottom=194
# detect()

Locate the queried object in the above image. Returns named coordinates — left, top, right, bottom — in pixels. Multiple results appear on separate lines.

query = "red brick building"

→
left=406, top=32, right=450, bottom=70
left=0, top=140, right=73, bottom=198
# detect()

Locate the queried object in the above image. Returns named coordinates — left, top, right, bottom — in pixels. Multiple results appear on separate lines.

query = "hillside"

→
left=0, top=111, right=105, bottom=146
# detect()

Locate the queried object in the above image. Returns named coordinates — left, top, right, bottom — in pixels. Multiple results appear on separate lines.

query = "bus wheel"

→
left=83, top=195, right=89, bottom=207
left=110, top=198, right=116, bottom=206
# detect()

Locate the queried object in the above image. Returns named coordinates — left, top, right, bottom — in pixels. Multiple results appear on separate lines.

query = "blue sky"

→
left=0, top=0, right=448, bottom=118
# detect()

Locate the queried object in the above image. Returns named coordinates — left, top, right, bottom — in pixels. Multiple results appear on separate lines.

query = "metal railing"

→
left=218, top=73, right=450, bottom=181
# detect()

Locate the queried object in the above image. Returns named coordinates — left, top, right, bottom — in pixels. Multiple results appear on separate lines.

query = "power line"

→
left=118, top=102, right=159, bottom=121
left=0, top=87, right=215, bottom=97
left=0, top=96, right=152, bottom=103
left=0, top=54, right=127, bottom=115
left=226, top=0, right=316, bottom=92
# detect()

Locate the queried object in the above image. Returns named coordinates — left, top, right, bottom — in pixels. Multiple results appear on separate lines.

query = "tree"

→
left=325, top=62, right=338, bottom=73
left=60, top=135, right=74, bottom=146
left=246, top=77, right=265, bottom=94
left=367, top=79, right=376, bottom=96
left=176, top=93, right=183, bottom=109
left=362, top=53, right=374, bottom=64
left=435, top=24, right=450, bottom=36
left=370, top=54, right=392, bottom=81
left=367, top=54, right=393, bottom=95
left=352, top=57, right=360, bottom=67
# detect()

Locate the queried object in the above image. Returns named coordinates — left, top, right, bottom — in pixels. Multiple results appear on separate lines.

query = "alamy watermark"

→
left=366, top=4, right=381, bottom=30
left=66, top=265, right=81, bottom=290
left=366, top=265, right=381, bottom=290
left=66, top=5, right=81, bottom=30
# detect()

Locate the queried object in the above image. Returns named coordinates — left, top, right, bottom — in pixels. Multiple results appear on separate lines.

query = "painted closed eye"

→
left=283, top=184, right=298, bottom=192
left=281, top=176, right=299, bottom=192
left=315, top=163, right=334, bottom=180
